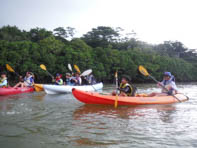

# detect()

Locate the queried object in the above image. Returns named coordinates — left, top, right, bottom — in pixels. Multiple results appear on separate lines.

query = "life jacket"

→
left=55, top=78, right=63, bottom=85
left=120, top=83, right=134, bottom=96
left=24, top=75, right=34, bottom=86
left=65, top=78, right=74, bottom=85
left=0, top=77, right=8, bottom=87
left=161, top=75, right=177, bottom=94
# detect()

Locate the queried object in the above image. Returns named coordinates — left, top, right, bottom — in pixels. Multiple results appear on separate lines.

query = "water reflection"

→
left=73, top=104, right=177, bottom=123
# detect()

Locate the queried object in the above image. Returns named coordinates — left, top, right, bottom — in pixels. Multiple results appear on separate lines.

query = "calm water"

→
left=0, top=83, right=197, bottom=148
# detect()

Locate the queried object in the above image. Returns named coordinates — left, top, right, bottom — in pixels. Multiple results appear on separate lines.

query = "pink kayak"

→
left=0, top=87, right=34, bottom=96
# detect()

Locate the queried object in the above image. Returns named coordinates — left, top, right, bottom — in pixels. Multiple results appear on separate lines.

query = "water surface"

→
left=0, top=83, right=196, bottom=148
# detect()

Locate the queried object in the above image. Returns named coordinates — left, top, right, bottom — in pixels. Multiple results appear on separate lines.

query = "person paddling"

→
left=0, top=72, right=8, bottom=88
left=14, top=72, right=34, bottom=88
left=112, top=75, right=136, bottom=97
left=73, top=73, right=82, bottom=85
left=84, top=72, right=96, bottom=85
left=53, top=73, right=63, bottom=85
left=64, top=73, right=74, bottom=85
left=148, top=72, right=178, bottom=97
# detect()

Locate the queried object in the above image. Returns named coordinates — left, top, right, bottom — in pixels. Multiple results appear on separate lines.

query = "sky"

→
left=1, top=0, right=197, bottom=49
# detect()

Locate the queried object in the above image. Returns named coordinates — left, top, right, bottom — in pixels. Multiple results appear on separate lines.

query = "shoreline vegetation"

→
left=0, top=25, right=197, bottom=84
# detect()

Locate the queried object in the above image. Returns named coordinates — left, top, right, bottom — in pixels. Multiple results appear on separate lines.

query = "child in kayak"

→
left=0, top=72, right=8, bottom=88
left=14, top=72, right=34, bottom=88
left=112, top=75, right=136, bottom=97
left=148, top=72, right=178, bottom=97
left=53, top=73, right=63, bottom=85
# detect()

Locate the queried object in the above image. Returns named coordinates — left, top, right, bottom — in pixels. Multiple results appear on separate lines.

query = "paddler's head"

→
left=121, top=75, right=130, bottom=84
left=163, top=72, right=171, bottom=80
left=56, top=73, right=62, bottom=79
left=1, top=72, right=6, bottom=78
left=26, top=72, right=31, bottom=77
left=66, top=73, right=71, bottom=78
left=75, top=72, right=80, bottom=78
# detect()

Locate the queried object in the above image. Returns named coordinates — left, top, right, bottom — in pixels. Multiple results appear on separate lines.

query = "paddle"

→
left=138, top=65, right=181, bottom=102
left=6, top=64, right=33, bottom=87
left=6, top=64, right=20, bottom=76
left=114, top=70, right=119, bottom=108
left=68, top=64, right=72, bottom=72
left=40, top=64, right=54, bottom=78
left=80, top=69, right=92, bottom=77
left=74, top=64, right=81, bottom=74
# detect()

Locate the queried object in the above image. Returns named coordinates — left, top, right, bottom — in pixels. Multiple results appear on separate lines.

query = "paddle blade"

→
left=81, top=69, right=92, bottom=77
left=74, top=64, right=81, bottom=73
left=40, top=64, right=47, bottom=71
left=68, top=64, right=72, bottom=72
left=6, top=64, right=15, bottom=73
left=34, top=84, right=44, bottom=92
left=139, top=65, right=149, bottom=76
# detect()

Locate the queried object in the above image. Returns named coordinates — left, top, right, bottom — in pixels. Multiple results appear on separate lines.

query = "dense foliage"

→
left=0, top=25, right=197, bottom=84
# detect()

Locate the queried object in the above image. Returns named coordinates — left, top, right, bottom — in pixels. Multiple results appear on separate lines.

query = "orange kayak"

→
left=72, top=88, right=189, bottom=105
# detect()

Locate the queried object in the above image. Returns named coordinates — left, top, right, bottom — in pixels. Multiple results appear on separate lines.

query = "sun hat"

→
left=164, top=72, right=172, bottom=77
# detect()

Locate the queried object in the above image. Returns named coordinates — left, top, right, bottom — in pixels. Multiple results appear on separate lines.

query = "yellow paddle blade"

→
left=74, top=64, right=81, bottom=73
left=40, top=64, right=47, bottom=71
left=139, top=65, right=149, bottom=77
left=34, top=84, right=44, bottom=92
left=6, top=64, right=15, bottom=73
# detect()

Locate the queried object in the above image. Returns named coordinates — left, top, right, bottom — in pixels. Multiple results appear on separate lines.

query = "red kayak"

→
left=0, top=87, right=34, bottom=96
left=72, top=88, right=189, bottom=106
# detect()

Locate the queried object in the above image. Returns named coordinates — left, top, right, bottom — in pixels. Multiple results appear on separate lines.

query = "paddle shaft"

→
left=148, top=75, right=181, bottom=102
left=114, top=72, right=119, bottom=108
left=46, top=70, right=54, bottom=79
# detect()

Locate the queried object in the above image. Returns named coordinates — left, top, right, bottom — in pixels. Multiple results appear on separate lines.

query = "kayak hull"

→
left=43, top=82, right=103, bottom=94
left=0, top=87, right=34, bottom=96
left=72, top=89, right=189, bottom=106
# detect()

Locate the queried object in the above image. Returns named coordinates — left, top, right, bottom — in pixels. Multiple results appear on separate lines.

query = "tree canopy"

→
left=0, top=25, right=196, bottom=84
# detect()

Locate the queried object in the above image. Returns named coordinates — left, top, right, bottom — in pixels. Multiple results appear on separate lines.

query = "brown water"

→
left=0, top=83, right=196, bottom=148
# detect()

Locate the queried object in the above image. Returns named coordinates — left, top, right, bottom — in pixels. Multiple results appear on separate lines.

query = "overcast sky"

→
left=1, top=0, right=197, bottom=49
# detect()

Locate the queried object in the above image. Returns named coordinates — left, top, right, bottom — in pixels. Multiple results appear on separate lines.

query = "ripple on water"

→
left=0, top=83, right=197, bottom=148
